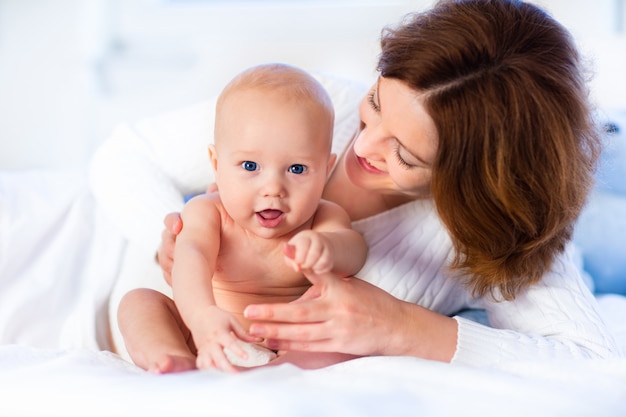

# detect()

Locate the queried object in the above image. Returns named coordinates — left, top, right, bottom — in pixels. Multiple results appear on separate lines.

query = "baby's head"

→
left=210, top=63, right=336, bottom=238
left=214, top=62, right=334, bottom=149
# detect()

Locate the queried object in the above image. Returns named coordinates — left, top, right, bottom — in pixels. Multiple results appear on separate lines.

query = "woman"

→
left=130, top=0, right=620, bottom=367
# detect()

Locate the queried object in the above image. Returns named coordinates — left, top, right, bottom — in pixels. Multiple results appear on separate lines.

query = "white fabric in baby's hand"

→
left=223, top=340, right=277, bottom=367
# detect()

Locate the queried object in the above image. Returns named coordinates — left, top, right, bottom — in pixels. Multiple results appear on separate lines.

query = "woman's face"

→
left=344, top=76, right=438, bottom=198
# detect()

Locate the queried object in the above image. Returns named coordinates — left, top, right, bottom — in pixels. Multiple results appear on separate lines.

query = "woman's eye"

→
left=394, top=147, right=414, bottom=169
left=242, top=161, right=258, bottom=171
left=395, top=151, right=412, bottom=168
left=288, top=164, right=307, bottom=174
left=367, top=91, right=380, bottom=112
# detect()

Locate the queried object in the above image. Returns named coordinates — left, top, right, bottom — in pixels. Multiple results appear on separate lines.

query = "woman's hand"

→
left=157, top=212, right=183, bottom=286
left=243, top=270, right=406, bottom=357
left=243, top=270, right=458, bottom=361
left=243, top=270, right=401, bottom=357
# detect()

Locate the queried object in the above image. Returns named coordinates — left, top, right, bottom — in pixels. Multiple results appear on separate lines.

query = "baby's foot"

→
left=149, top=354, right=197, bottom=374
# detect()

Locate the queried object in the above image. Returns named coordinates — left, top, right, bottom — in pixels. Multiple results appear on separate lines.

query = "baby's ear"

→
left=327, top=153, right=337, bottom=175
left=208, top=145, right=218, bottom=172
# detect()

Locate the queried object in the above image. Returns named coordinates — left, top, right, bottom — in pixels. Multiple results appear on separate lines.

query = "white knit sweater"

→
left=89, top=74, right=620, bottom=368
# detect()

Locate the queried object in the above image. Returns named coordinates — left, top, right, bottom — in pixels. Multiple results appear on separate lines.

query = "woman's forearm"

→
left=385, top=301, right=458, bottom=362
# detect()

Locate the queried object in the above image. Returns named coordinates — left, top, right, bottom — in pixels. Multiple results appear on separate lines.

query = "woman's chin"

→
left=344, top=164, right=373, bottom=191
left=343, top=153, right=377, bottom=189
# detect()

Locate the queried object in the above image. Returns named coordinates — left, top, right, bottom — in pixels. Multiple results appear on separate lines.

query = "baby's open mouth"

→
left=256, top=209, right=284, bottom=228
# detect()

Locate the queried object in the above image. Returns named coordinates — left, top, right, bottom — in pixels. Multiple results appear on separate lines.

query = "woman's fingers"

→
left=164, top=211, right=183, bottom=235
left=253, top=323, right=335, bottom=352
left=244, top=298, right=325, bottom=324
left=244, top=270, right=341, bottom=351
left=157, top=212, right=183, bottom=284
left=243, top=270, right=337, bottom=322
left=244, top=272, right=406, bottom=357
left=206, top=182, right=218, bottom=193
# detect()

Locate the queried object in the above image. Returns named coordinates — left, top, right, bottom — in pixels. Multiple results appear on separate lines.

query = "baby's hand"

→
left=192, top=306, right=256, bottom=373
left=284, top=230, right=334, bottom=274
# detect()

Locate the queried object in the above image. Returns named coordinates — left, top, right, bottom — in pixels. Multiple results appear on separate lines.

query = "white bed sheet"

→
left=0, top=342, right=625, bottom=417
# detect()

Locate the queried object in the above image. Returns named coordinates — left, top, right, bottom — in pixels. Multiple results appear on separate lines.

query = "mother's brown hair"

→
left=378, top=0, right=602, bottom=300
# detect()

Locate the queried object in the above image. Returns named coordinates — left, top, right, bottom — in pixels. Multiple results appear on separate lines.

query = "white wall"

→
left=0, top=0, right=92, bottom=170
left=0, top=0, right=624, bottom=171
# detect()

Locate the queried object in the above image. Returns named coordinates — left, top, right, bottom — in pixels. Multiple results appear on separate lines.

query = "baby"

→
left=117, top=63, right=368, bottom=373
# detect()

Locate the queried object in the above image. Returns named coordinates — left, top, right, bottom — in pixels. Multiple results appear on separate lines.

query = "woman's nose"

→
left=353, top=124, right=384, bottom=162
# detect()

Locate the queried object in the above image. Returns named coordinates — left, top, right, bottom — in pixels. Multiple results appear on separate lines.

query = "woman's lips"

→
left=356, top=155, right=384, bottom=174
left=256, top=209, right=284, bottom=228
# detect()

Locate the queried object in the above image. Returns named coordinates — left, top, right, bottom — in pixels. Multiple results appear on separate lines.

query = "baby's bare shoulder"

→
left=311, top=198, right=352, bottom=229
left=182, top=192, right=227, bottom=221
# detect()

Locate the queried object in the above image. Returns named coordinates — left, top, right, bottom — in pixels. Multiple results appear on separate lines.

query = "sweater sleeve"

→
left=451, top=244, right=622, bottom=367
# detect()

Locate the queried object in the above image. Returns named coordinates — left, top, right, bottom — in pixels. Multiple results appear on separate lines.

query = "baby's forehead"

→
left=217, top=118, right=332, bottom=157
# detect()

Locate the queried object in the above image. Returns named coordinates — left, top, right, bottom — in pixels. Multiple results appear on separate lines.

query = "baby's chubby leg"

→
left=118, top=288, right=196, bottom=373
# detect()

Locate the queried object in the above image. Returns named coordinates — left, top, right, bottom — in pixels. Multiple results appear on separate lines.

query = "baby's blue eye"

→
left=242, top=161, right=258, bottom=171
left=289, top=164, right=307, bottom=174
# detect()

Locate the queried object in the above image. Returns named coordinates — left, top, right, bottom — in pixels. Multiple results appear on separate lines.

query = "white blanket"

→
left=0, top=171, right=126, bottom=351
left=0, top=339, right=625, bottom=417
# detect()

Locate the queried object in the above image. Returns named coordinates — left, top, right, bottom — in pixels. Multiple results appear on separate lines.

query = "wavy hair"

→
left=378, top=0, right=601, bottom=299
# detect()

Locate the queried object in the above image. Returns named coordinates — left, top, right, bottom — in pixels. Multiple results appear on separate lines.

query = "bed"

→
left=1, top=75, right=626, bottom=417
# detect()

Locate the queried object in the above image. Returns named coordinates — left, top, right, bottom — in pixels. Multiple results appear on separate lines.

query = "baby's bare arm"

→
left=172, top=196, right=254, bottom=371
left=286, top=200, right=367, bottom=277
left=172, top=196, right=222, bottom=328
